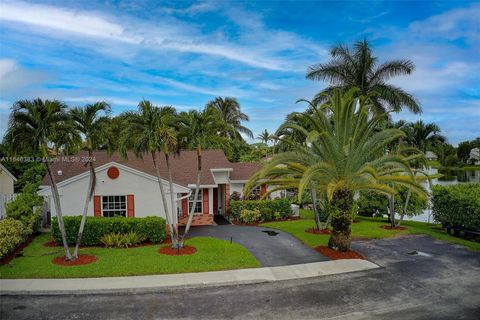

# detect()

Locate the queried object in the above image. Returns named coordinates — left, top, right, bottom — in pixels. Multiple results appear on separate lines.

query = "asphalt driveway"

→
left=186, top=224, right=328, bottom=266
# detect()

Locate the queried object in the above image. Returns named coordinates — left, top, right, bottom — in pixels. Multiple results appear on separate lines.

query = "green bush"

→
left=0, top=219, right=29, bottom=258
left=239, top=209, right=262, bottom=224
left=6, top=183, right=43, bottom=233
left=356, top=192, right=388, bottom=217
left=100, top=231, right=146, bottom=248
left=432, top=184, right=480, bottom=230
left=52, top=216, right=166, bottom=246
left=229, top=198, right=291, bottom=221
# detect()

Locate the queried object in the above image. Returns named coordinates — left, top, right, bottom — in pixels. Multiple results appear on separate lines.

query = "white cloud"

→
left=0, top=59, right=50, bottom=95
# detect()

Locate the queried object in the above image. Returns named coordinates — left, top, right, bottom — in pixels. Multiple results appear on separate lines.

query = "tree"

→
left=246, top=89, right=426, bottom=251
left=177, top=108, right=226, bottom=245
left=4, top=98, right=80, bottom=260
left=70, top=102, right=111, bottom=259
left=257, top=129, right=272, bottom=145
left=403, top=120, right=445, bottom=153
left=307, top=39, right=421, bottom=115
left=119, top=101, right=179, bottom=247
left=205, top=97, right=253, bottom=140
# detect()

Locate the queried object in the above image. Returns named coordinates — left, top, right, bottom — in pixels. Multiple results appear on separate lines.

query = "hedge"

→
left=52, top=216, right=166, bottom=246
left=432, top=183, right=480, bottom=230
left=229, top=198, right=291, bottom=221
left=0, top=219, right=29, bottom=258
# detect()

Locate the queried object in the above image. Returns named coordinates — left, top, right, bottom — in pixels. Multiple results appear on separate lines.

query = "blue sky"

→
left=0, top=0, right=479, bottom=145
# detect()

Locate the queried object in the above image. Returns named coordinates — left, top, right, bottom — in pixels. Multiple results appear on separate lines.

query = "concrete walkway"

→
left=187, top=224, right=328, bottom=266
left=0, top=259, right=378, bottom=295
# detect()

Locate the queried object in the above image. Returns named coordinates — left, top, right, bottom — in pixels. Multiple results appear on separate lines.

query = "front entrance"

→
left=214, top=185, right=227, bottom=215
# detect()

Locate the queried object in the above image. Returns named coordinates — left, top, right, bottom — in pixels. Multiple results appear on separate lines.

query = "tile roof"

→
left=41, top=150, right=260, bottom=187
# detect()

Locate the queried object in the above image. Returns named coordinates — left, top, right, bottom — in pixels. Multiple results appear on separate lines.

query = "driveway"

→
left=2, top=235, right=479, bottom=320
left=186, top=224, right=328, bottom=267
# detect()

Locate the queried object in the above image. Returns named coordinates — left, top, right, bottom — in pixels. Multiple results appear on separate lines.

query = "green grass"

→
left=261, top=210, right=480, bottom=251
left=0, top=234, right=260, bottom=279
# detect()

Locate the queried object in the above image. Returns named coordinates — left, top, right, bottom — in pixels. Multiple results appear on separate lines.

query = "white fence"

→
left=0, top=194, right=18, bottom=219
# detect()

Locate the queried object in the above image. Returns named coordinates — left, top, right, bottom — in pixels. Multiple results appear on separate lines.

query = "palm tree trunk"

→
left=398, top=190, right=411, bottom=227
left=388, top=194, right=396, bottom=228
left=181, top=147, right=202, bottom=245
left=328, top=189, right=353, bottom=251
left=311, top=189, right=321, bottom=230
left=165, top=153, right=181, bottom=248
left=45, top=161, right=73, bottom=260
left=73, top=152, right=96, bottom=258
left=151, top=152, right=177, bottom=247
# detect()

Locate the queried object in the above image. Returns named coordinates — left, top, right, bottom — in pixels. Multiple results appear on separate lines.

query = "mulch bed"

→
left=0, top=234, right=37, bottom=266
left=380, top=225, right=408, bottom=230
left=52, top=254, right=97, bottom=266
left=233, top=216, right=301, bottom=226
left=305, top=228, right=331, bottom=235
left=43, top=240, right=58, bottom=247
left=158, top=245, right=197, bottom=256
left=315, top=246, right=365, bottom=260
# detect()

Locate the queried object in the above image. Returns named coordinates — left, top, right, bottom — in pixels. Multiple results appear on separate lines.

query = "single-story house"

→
left=0, top=163, right=16, bottom=195
left=425, top=151, right=438, bottom=161
left=39, top=150, right=274, bottom=226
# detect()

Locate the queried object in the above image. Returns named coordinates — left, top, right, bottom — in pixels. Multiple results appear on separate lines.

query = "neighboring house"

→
left=0, top=163, right=16, bottom=195
left=468, top=147, right=480, bottom=165
left=425, top=151, right=438, bottom=161
left=38, top=150, right=272, bottom=226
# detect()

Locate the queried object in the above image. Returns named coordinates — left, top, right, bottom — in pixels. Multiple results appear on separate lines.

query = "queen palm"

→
left=5, top=98, right=80, bottom=260
left=205, top=97, right=253, bottom=140
left=119, top=101, right=179, bottom=246
left=70, top=102, right=111, bottom=258
left=246, top=89, right=426, bottom=251
left=177, top=108, right=226, bottom=244
left=307, top=39, right=421, bottom=115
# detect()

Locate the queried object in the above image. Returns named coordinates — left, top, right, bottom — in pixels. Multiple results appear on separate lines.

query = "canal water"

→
left=406, top=168, right=480, bottom=223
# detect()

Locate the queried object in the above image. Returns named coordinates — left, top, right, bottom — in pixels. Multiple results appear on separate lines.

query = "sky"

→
left=0, top=0, right=479, bottom=145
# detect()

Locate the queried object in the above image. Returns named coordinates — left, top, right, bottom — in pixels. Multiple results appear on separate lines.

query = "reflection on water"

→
left=405, top=168, right=479, bottom=223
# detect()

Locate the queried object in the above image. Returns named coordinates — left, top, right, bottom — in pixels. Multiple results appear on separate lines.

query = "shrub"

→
left=52, top=216, right=166, bottom=246
left=100, top=231, right=146, bottom=248
left=0, top=219, right=28, bottom=258
left=432, top=184, right=480, bottom=230
left=239, top=209, right=262, bottom=224
left=6, top=183, right=43, bottom=233
left=230, top=191, right=242, bottom=201
left=356, top=192, right=388, bottom=217
left=229, top=198, right=291, bottom=221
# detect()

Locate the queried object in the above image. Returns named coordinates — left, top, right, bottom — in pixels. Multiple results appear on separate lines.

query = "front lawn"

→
left=0, top=233, right=260, bottom=279
left=261, top=210, right=480, bottom=251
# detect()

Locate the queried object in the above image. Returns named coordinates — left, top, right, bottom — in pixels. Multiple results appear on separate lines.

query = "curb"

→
left=0, top=259, right=379, bottom=295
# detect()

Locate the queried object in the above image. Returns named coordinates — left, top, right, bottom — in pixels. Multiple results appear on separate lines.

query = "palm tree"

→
left=307, top=39, right=421, bottom=115
left=205, top=97, right=253, bottom=140
left=257, top=129, right=271, bottom=145
left=177, top=108, right=226, bottom=245
left=5, top=98, right=80, bottom=260
left=246, top=89, right=426, bottom=251
left=70, top=102, right=111, bottom=258
left=119, top=101, right=179, bottom=247
left=404, top=120, right=445, bottom=153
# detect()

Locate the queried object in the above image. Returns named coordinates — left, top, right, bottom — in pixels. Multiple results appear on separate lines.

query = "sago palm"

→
left=5, top=98, right=80, bottom=260
left=246, top=89, right=426, bottom=251
left=307, top=39, right=421, bottom=115
left=205, top=97, right=253, bottom=140
left=119, top=101, right=179, bottom=246
left=70, top=102, right=111, bottom=258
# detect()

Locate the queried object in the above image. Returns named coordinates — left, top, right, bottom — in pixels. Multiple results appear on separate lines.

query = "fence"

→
left=0, top=193, right=18, bottom=219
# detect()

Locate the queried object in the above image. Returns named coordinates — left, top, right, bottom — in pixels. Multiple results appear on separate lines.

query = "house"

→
left=469, top=147, right=480, bottom=165
left=38, top=150, right=272, bottom=226
left=425, top=151, right=438, bottom=161
left=0, top=163, right=16, bottom=195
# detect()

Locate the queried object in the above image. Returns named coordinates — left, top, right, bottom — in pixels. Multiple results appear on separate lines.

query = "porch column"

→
left=225, top=184, right=230, bottom=213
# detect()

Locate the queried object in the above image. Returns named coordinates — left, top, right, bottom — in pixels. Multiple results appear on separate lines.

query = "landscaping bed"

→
left=0, top=233, right=260, bottom=279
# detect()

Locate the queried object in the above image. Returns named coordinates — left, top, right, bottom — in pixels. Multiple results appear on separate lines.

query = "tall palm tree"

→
left=307, top=39, right=421, bottom=115
left=5, top=98, right=80, bottom=260
left=246, top=89, right=426, bottom=251
left=205, top=97, right=253, bottom=140
left=177, top=108, right=226, bottom=245
left=119, top=101, right=179, bottom=247
left=404, top=120, right=445, bottom=153
left=256, top=129, right=271, bottom=145
left=70, top=102, right=111, bottom=258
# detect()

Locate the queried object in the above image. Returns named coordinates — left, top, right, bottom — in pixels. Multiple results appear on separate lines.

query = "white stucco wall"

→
left=0, top=171, right=14, bottom=194
left=39, top=164, right=188, bottom=220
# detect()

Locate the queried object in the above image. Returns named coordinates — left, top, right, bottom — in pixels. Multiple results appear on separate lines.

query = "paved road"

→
left=2, top=235, right=479, bottom=320
left=187, top=224, right=328, bottom=266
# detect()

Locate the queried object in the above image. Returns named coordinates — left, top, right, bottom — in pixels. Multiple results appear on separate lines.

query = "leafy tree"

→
left=403, top=120, right=445, bottom=153
left=119, top=101, right=179, bottom=246
left=205, top=97, right=253, bottom=140
left=4, top=98, right=80, bottom=260
left=246, top=89, right=425, bottom=251
left=69, top=102, right=111, bottom=258
left=307, top=39, right=421, bottom=115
